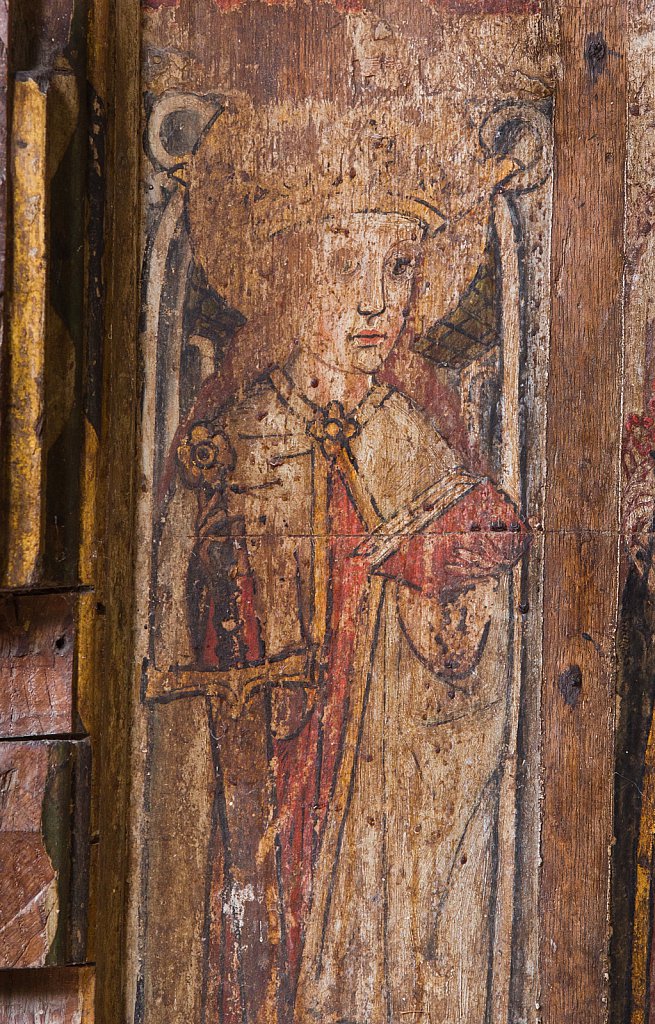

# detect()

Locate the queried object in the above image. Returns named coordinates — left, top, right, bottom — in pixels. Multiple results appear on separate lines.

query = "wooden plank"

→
left=539, top=3, right=626, bottom=1023
left=607, top=9, right=655, bottom=1023
left=2, top=75, right=48, bottom=588
left=130, top=5, right=556, bottom=1024
left=0, top=0, right=9, bottom=370
left=91, top=0, right=142, bottom=1021
left=0, top=739, right=91, bottom=968
left=0, top=593, right=78, bottom=739
left=0, top=966, right=94, bottom=1023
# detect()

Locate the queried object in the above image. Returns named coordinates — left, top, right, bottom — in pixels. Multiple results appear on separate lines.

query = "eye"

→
left=334, top=249, right=360, bottom=277
left=387, top=253, right=416, bottom=279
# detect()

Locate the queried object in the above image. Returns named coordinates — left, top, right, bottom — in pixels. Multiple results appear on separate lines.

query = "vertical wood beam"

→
left=3, top=76, right=48, bottom=587
left=0, top=0, right=8, bottom=372
left=540, top=2, right=626, bottom=1021
left=92, top=0, right=141, bottom=1021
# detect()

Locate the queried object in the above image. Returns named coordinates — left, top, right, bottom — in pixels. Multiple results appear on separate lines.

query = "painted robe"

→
left=150, top=366, right=529, bottom=1024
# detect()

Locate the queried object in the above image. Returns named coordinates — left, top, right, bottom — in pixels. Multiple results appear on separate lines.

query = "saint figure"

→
left=147, top=97, right=530, bottom=1024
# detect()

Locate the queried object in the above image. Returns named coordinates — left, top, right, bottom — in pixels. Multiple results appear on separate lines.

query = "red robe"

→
left=200, top=458, right=528, bottom=1024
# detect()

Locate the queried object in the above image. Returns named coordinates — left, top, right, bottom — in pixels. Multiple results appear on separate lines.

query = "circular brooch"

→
left=308, top=401, right=360, bottom=459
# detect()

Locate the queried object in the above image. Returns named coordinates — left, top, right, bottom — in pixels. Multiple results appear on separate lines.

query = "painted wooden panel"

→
left=129, top=4, right=559, bottom=1023
left=0, top=0, right=636, bottom=1021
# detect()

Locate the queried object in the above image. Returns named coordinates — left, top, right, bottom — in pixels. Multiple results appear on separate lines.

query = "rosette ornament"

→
left=176, top=422, right=235, bottom=489
left=308, top=402, right=360, bottom=460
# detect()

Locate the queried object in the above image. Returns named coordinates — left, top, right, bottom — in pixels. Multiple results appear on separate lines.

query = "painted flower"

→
left=308, top=401, right=360, bottom=459
left=177, top=422, right=235, bottom=489
left=624, top=401, right=655, bottom=479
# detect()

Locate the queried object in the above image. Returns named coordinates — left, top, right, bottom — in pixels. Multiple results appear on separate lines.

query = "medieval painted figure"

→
left=144, top=94, right=533, bottom=1024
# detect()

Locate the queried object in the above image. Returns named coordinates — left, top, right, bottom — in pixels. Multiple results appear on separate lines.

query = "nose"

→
left=356, top=256, right=385, bottom=317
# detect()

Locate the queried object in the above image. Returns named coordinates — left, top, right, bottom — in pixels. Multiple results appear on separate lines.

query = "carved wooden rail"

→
left=0, top=2, right=108, bottom=1009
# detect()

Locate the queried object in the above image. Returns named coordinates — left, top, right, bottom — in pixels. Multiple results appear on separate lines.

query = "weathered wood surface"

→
left=91, top=0, right=142, bottom=1022
left=2, top=2, right=106, bottom=590
left=3, top=2, right=653, bottom=1024
left=0, top=966, right=95, bottom=1024
left=0, top=593, right=78, bottom=738
left=3, top=74, right=48, bottom=587
left=539, top=3, right=626, bottom=1024
left=0, top=739, right=90, bottom=968
left=130, top=4, right=557, bottom=1023
left=0, top=0, right=9, bottom=428
left=609, top=4, right=655, bottom=1024
left=0, top=0, right=126, bottom=1018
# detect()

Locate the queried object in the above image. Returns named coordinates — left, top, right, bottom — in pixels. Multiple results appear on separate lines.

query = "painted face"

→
left=299, top=212, right=424, bottom=376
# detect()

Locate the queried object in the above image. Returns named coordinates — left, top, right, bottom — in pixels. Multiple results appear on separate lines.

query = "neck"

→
left=285, top=347, right=372, bottom=411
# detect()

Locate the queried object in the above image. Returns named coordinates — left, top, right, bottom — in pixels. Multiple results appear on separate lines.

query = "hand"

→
left=443, top=526, right=527, bottom=584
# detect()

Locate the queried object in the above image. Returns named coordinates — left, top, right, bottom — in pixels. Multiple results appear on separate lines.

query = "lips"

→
left=352, top=330, right=387, bottom=345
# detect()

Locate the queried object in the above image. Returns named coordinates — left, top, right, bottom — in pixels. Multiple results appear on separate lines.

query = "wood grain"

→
left=540, top=2, right=626, bottom=1021
left=0, top=593, right=78, bottom=738
left=0, top=0, right=8, bottom=438
left=132, top=6, right=556, bottom=1023
left=0, top=966, right=95, bottom=1024
left=2, top=75, right=48, bottom=587
left=91, top=0, right=142, bottom=1022
left=0, top=739, right=91, bottom=968
left=0, top=2, right=638, bottom=1021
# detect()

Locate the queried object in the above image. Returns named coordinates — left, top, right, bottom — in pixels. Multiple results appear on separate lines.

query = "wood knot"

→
left=584, top=32, right=608, bottom=83
left=558, top=664, right=583, bottom=707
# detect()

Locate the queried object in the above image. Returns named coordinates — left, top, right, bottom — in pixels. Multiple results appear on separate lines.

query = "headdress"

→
left=187, top=93, right=520, bottom=333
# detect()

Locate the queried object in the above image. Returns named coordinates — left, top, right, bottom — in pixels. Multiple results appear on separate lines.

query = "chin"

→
left=352, top=349, right=385, bottom=374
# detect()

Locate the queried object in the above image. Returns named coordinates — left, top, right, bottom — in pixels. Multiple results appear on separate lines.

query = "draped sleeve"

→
left=153, top=412, right=265, bottom=673
left=378, top=478, right=529, bottom=597
left=376, top=479, right=530, bottom=679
